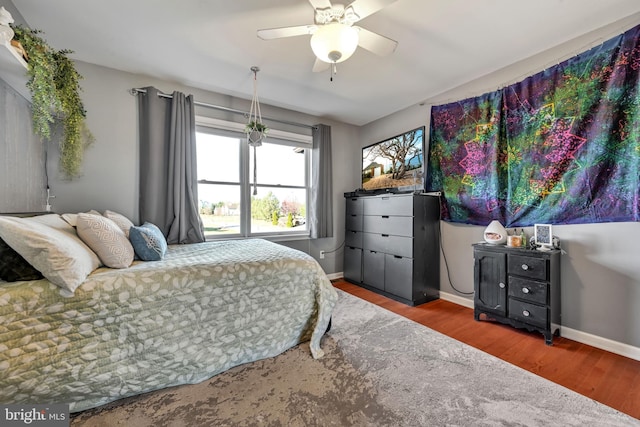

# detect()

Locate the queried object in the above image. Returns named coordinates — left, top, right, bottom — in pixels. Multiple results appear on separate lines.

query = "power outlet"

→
left=319, top=250, right=325, bottom=259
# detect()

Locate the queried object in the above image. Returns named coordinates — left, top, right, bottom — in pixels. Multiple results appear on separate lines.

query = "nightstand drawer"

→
left=508, top=277, right=547, bottom=305
left=508, top=254, right=548, bottom=281
left=508, top=299, right=547, bottom=328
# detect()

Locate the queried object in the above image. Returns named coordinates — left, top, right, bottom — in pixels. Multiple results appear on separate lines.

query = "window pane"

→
left=198, top=183, right=241, bottom=236
left=249, top=143, right=306, bottom=186
left=197, top=132, right=240, bottom=182
left=250, top=187, right=307, bottom=233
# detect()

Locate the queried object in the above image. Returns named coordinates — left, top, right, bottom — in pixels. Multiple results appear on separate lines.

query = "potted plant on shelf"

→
left=12, top=25, right=94, bottom=179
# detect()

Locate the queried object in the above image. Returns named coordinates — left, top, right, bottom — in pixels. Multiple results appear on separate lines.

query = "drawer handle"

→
left=350, top=214, right=357, bottom=217
left=381, top=215, right=389, bottom=218
left=521, top=264, right=529, bottom=271
left=381, top=234, right=389, bottom=237
left=394, top=255, right=402, bottom=259
left=498, top=282, right=505, bottom=289
left=522, top=287, right=530, bottom=294
left=522, top=310, right=530, bottom=317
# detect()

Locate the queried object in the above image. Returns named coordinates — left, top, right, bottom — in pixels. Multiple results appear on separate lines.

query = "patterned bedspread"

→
left=0, top=239, right=338, bottom=412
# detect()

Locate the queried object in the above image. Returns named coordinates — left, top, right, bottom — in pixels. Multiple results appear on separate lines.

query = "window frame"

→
left=195, top=116, right=312, bottom=240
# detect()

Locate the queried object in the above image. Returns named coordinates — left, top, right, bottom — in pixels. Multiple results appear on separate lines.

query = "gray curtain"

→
left=138, top=87, right=205, bottom=244
left=309, top=124, right=333, bottom=238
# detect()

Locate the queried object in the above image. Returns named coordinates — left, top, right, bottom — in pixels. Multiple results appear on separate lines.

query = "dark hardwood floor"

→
left=333, top=279, right=640, bottom=420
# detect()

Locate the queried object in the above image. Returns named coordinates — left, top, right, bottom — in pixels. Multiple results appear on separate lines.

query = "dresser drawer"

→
left=362, top=232, right=413, bottom=258
left=508, top=277, right=548, bottom=305
left=343, top=246, right=362, bottom=283
left=346, top=213, right=363, bottom=231
left=362, top=215, right=412, bottom=237
left=346, top=197, right=363, bottom=215
left=384, top=254, right=413, bottom=301
left=508, top=254, right=548, bottom=281
left=363, top=195, right=413, bottom=216
left=508, top=299, right=547, bottom=328
left=345, top=230, right=363, bottom=248
left=363, top=249, right=385, bottom=290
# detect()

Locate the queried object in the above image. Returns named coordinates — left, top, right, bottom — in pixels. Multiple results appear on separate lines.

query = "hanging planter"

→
left=245, top=120, right=268, bottom=146
left=12, top=25, right=94, bottom=179
left=246, top=66, right=268, bottom=195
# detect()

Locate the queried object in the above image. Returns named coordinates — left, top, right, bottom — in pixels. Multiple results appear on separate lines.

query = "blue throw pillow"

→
left=129, top=222, right=167, bottom=261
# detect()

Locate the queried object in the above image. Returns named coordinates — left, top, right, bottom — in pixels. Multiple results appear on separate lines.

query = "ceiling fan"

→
left=257, top=0, right=399, bottom=73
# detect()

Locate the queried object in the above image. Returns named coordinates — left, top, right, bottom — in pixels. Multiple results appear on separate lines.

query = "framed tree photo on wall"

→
left=534, top=224, right=553, bottom=250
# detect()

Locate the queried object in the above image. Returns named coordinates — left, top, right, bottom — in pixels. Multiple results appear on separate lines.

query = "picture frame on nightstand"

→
left=534, top=224, right=553, bottom=250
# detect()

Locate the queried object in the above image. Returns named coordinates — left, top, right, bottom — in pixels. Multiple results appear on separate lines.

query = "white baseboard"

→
left=559, top=326, right=640, bottom=361
left=337, top=279, right=640, bottom=362
left=440, top=292, right=640, bottom=362
left=326, top=272, right=343, bottom=281
left=439, top=291, right=474, bottom=309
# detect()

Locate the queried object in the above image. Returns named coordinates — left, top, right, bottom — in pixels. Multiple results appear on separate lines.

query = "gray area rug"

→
left=71, top=290, right=639, bottom=426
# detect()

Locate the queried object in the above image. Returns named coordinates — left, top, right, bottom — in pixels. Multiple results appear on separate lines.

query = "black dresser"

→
left=344, top=193, right=440, bottom=306
left=473, top=243, right=561, bottom=344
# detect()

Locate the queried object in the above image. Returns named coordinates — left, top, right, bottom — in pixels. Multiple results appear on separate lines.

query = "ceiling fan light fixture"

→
left=310, top=22, right=359, bottom=64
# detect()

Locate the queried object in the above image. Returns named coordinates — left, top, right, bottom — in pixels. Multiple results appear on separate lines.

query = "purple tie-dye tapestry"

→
left=426, top=24, right=640, bottom=226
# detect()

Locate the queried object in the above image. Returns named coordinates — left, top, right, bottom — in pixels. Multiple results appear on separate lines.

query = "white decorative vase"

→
left=484, top=220, right=507, bottom=245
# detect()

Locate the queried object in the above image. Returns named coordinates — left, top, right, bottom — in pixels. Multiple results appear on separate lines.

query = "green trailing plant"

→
left=12, top=25, right=93, bottom=178
left=245, top=120, right=268, bottom=134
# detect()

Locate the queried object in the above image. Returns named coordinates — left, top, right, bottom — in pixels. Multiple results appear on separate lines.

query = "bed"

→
left=0, top=213, right=338, bottom=412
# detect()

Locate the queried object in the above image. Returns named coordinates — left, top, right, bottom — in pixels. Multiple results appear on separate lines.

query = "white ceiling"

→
left=9, top=0, right=640, bottom=126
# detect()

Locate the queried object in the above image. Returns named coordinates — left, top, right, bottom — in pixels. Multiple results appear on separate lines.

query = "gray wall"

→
left=0, top=78, right=46, bottom=213
left=360, top=15, right=640, bottom=349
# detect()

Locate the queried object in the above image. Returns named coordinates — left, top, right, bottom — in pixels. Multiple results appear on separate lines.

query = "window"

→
left=196, top=117, right=311, bottom=239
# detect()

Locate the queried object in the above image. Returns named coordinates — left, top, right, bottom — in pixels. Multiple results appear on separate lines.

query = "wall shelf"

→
left=0, top=40, right=30, bottom=101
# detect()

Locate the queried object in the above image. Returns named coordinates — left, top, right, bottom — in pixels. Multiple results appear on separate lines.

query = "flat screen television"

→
left=361, top=126, right=425, bottom=192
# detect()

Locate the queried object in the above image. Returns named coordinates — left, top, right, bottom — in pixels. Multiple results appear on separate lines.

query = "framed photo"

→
left=534, top=224, right=553, bottom=249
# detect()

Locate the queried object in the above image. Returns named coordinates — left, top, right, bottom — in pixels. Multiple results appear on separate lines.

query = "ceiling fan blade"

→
left=346, top=0, right=398, bottom=22
left=257, top=25, right=316, bottom=40
left=312, top=58, right=330, bottom=73
left=355, top=26, right=397, bottom=56
left=308, top=0, right=333, bottom=10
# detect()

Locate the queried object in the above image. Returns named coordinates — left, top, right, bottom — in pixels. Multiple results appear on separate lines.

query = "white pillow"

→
left=0, top=216, right=101, bottom=292
left=76, top=213, right=134, bottom=269
left=103, top=210, right=135, bottom=238
left=61, top=210, right=103, bottom=228
left=61, top=213, right=78, bottom=227
left=30, top=213, right=78, bottom=236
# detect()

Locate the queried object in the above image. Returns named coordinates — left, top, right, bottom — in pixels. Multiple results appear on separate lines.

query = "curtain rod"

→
left=130, top=88, right=316, bottom=131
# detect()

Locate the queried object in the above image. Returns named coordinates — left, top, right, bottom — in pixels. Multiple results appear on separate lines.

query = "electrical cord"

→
left=322, top=240, right=344, bottom=255
left=436, top=196, right=474, bottom=295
